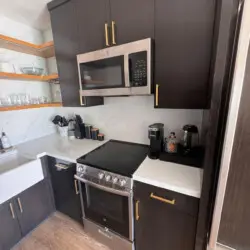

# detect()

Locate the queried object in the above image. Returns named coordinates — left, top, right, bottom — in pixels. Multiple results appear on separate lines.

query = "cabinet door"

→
left=75, top=0, right=110, bottom=52
left=154, top=0, right=216, bottom=109
left=0, top=199, right=21, bottom=250
left=15, top=180, right=54, bottom=236
left=49, top=0, right=103, bottom=107
left=109, top=0, right=154, bottom=45
left=48, top=158, right=82, bottom=223
left=134, top=181, right=198, bottom=250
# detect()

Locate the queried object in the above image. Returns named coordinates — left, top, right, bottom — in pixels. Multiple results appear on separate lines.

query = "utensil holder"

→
left=57, top=126, right=69, bottom=137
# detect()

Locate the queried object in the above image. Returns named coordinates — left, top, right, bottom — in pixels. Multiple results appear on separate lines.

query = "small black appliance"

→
left=74, top=115, right=85, bottom=139
left=182, top=125, right=199, bottom=153
left=148, top=123, right=164, bottom=159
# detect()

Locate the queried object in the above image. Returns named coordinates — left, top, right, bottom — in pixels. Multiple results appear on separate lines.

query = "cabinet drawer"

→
left=134, top=181, right=199, bottom=217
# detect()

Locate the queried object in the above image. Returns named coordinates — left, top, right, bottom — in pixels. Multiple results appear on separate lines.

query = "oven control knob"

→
left=119, top=179, right=126, bottom=187
left=78, top=166, right=83, bottom=172
left=98, top=172, right=105, bottom=180
left=105, top=175, right=111, bottom=181
left=113, top=177, right=118, bottom=184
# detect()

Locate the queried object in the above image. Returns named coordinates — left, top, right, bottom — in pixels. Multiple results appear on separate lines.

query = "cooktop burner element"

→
left=76, top=140, right=149, bottom=177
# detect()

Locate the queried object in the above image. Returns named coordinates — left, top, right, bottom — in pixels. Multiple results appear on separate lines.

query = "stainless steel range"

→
left=75, top=140, right=148, bottom=250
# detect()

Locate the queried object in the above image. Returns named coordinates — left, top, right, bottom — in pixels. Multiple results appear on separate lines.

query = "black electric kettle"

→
left=182, top=125, right=199, bottom=153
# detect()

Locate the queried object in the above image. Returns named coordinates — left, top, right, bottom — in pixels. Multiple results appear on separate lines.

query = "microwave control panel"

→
left=129, top=51, right=147, bottom=87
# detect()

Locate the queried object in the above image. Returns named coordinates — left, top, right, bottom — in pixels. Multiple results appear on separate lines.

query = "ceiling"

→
left=0, top=0, right=51, bottom=30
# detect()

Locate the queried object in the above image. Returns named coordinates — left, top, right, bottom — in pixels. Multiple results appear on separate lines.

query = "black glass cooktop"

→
left=77, top=140, right=149, bottom=177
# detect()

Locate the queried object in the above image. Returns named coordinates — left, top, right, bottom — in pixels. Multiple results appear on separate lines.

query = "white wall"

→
left=0, top=16, right=56, bottom=145
left=56, top=96, right=203, bottom=144
left=0, top=16, right=43, bottom=44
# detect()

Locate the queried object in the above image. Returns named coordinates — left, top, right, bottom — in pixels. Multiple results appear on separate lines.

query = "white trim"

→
left=208, top=1, right=250, bottom=248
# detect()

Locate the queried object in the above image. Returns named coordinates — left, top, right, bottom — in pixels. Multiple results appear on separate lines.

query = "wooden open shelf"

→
left=0, top=72, right=58, bottom=81
left=0, top=103, right=62, bottom=112
left=0, top=34, right=55, bottom=58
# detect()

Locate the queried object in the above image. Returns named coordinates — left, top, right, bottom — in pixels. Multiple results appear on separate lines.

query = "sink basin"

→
left=0, top=151, right=44, bottom=204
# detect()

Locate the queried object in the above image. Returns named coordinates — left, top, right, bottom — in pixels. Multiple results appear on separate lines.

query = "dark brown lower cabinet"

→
left=0, top=199, right=22, bottom=250
left=0, top=180, right=54, bottom=250
left=48, top=157, right=82, bottom=223
left=134, top=181, right=199, bottom=250
left=14, top=180, right=54, bottom=236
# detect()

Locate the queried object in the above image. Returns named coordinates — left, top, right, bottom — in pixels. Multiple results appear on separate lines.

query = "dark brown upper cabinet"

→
left=154, top=0, right=216, bottom=109
left=48, top=0, right=103, bottom=107
left=74, top=0, right=110, bottom=53
left=109, top=0, right=154, bottom=45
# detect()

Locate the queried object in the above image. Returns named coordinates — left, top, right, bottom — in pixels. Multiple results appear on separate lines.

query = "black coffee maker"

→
left=148, top=123, right=164, bottom=159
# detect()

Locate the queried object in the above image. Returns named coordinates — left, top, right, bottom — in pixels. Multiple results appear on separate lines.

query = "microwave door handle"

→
left=74, top=175, right=131, bottom=197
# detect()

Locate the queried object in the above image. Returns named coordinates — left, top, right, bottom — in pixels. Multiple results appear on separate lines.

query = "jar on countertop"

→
left=165, top=132, right=178, bottom=153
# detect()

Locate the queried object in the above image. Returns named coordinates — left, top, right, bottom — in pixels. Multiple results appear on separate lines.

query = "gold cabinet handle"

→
left=111, top=21, right=117, bottom=45
left=155, top=84, right=159, bottom=107
left=17, top=198, right=23, bottom=213
left=9, top=203, right=15, bottom=219
left=105, top=23, right=110, bottom=46
left=135, top=200, right=140, bottom=221
left=74, top=180, right=79, bottom=195
left=150, top=193, right=175, bottom=205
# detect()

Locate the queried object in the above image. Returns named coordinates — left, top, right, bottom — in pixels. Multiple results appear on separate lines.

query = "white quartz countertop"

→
left=0, top=134, right=203, bottom=199
left=16, top=134, right=107, bottom=163
left=133, top=157, right=203, bottom=198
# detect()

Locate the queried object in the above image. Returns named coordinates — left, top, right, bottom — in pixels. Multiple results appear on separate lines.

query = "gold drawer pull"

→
left=9, top=203, right=15, bottom=219
left=112, top=21, right=117, bottom=45
left=155, top=84, right=159, bottom=106
left=17, top=198, right=23, bottom=213
left=136, top=200, right=140, bottom=221
left=150, top=193, right=175, bottom=205
left=74, top=180, right=79, bottom=195
left=105, top=23, right=110, bottom=46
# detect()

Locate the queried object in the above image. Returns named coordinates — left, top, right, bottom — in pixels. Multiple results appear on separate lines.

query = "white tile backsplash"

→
left=0, top=107, right=56, bottom=146
left=56, top=96, right=203, bottom=144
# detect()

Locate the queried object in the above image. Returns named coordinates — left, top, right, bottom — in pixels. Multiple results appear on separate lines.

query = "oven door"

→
left=75, top=175, right=133, bottom=241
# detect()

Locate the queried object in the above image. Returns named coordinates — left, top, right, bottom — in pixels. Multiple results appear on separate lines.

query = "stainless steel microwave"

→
left=77, top=38, right=152, bottom=97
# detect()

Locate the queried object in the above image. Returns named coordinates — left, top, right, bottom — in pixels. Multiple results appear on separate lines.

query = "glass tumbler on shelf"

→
left=20, top=94, right=30, bottom=105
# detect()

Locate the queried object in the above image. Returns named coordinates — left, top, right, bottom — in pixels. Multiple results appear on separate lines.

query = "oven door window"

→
left=80, top=183, right=130, bottom=239
left=79, top=56, right=125, bottom=90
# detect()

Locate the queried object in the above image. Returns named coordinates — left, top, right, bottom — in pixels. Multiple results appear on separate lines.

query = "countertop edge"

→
left=133, top=174, right=201, bottom=199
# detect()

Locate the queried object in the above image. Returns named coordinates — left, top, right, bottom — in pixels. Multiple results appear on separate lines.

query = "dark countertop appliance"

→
left=75, top=140, right=148, bottom=250
left=148, top=123, right=164, bottom=159
left=74, top=115, right=85, bottom=139
left=182, top=125, right=199, bottom=153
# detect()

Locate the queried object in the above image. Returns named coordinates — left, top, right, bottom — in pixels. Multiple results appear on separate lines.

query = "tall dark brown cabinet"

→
left=48, top=0, right=103, bottom=107
left=218, top=43, right=250, bottom=249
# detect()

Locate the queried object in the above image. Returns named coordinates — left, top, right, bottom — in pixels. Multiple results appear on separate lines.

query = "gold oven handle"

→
left=155, top=84, right=159, bottom=107
left=135, top=200, right=140, bottom=221
left=105, top=23, right=110, bottom=46
left=150, top=193, right=175, bottom=205
left=17, top=198, right=23, bottom=213
left=74, top=180, right=79, bottom=195
left=112, top=21, right=117, bottom=45
left=9, top=203, right=15, bottom=219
